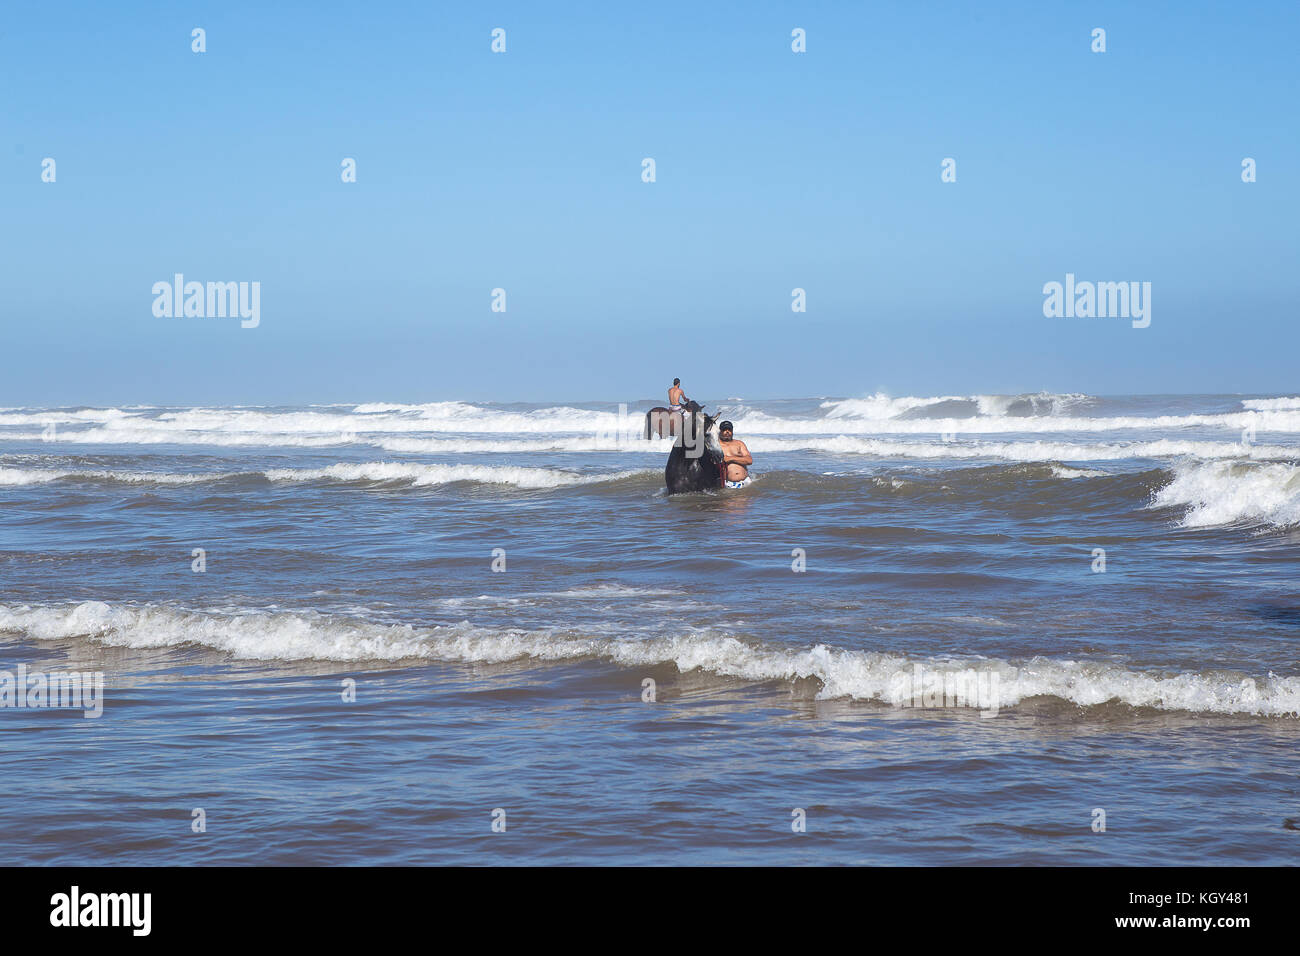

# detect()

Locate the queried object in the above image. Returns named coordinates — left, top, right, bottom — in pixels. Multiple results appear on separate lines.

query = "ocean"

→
left=1, top=392, right=1298, bottom=865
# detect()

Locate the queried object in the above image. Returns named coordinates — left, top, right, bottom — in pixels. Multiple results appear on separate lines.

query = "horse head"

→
left=678, top=403, right=722, bottom=457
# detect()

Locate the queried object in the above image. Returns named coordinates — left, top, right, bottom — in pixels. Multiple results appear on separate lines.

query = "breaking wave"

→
left=1241, top=397, right=1300, bottom=411
left=6, top=397, right=1300, bottom=449
left=0, top=463, right=653, bottom=490
left=1151, top=460, right=1300, bottom=529
left=260, top=463, right=653, bottom=489
left=2, top=601, right=1296, bottom=717
left=822, top=391, right=1095, bottom=420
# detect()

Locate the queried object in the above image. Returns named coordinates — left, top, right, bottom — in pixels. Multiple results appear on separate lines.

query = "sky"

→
left=2, top=1, right=1297, bottom=406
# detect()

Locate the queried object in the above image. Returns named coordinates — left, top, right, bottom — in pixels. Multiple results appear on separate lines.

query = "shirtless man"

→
left=717, top=420, right=754, bottom=488
left=667, top=378, right=687, bottom=412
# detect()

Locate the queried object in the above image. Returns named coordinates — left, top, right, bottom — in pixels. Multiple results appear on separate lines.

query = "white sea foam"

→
left=0, top=467, right=69, bottom=486
left=142, top=404, right=619, bottom=434
left=352, top=402, right=419, bottom=413
left=822, top=393, right=968, bottom=419
left=0, top=467, right=215, bottom=486
left=747, top=436, right=1296, bottom=462
left=377, top=434, right=1298, bottom=462
left=5, top=399, right=1300, bottom=449
left=2, top=601, right=1296, bottom=716
left=1048, top=465, right=1112, bottom=479
left=981, top=392, right=1095, bottom=416
left=376, top=436, right=675, bottom=454
left=262, top=462, right=653, bottom=489
left=0, top=408, right=136, bottom=427
left=0, top=463, right=653, bottom=489
left=1242, top=397, right=1300, bottom=411
left=821, top=391, right=1094, bottom=420
left=12, top=427, right=354, bottom=448
left=0, top=404, right=628, bottom=445
left=1151, top=460, right=1300, bottom=529
left=7, top=398, right=1300, bottom=450
left=737, top=408, right=1300, bottom=436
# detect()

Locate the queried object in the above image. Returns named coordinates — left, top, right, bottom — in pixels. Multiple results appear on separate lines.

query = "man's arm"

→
left=724, top=442, right=753, bottom=466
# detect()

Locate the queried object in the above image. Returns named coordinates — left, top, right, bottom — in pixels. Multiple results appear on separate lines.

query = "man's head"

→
left=673, top=378, right=680, bottom=386
left=719, top=420, right=734, bottom=440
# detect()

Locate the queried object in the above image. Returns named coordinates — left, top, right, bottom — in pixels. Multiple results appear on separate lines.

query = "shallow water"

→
left=2, top=393, right=1298, bottom=863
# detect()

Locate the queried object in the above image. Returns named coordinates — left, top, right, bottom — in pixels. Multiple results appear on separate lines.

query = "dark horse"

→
left=645, top=400, right=725, bottom=494
left=643, top=406, right=682, bottom=439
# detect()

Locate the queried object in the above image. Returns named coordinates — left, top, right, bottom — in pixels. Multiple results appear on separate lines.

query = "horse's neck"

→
left=699, top=420, right=720, bottom=453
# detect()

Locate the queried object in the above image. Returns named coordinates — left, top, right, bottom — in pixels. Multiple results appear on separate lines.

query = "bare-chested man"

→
left=668, top=378, right=687, bottom=412
left=717, top=420, right=753, bottom=488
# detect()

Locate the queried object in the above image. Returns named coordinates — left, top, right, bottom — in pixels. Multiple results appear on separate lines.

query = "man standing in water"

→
left=717, top=420, right=753, bottom=488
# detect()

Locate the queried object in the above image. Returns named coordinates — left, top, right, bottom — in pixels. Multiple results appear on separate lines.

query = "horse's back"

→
left=644, top=406, right=679, bottom=439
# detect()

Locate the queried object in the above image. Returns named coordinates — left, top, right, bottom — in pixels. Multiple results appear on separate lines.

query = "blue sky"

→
left=2, top=1, right=1297, bottom=405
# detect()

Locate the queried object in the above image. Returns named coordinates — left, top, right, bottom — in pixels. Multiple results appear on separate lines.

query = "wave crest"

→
left=821, top=392, right=1095, bottom=421
left=2, top=602, right=1297, bottom=717
left=1152, top=460, right=1300, bottom=529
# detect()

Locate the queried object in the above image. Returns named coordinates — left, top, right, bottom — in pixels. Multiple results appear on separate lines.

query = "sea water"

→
left=1, top=393, right=1298, bottom=863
